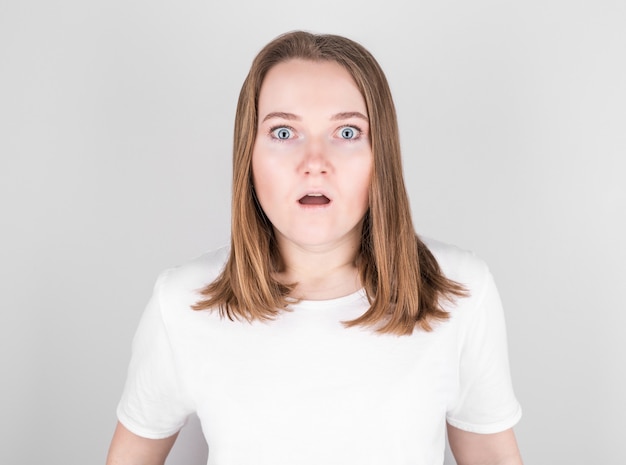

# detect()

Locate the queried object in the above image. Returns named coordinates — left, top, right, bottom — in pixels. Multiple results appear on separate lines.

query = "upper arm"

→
left=106, top=421, right=179, bottom=465
left=447, top=425, right=523, bottom=465
left=446, top=266, right=522, bottom=435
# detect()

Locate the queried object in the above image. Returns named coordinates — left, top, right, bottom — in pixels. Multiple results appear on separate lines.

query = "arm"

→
left=106, top=421, right=178, bottom=465
left=447, top=425, right=523, bottom=465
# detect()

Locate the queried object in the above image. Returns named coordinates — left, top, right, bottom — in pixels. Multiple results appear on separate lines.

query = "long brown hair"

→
left=193, top=31, right=466, bottom=335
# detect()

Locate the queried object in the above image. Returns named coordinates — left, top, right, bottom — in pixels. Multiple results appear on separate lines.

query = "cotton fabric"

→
left=117, top=238, right=521, bottom=464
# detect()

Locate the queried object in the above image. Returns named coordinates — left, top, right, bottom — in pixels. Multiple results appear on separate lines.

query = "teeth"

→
left=307, top=193, right=323, bottom=196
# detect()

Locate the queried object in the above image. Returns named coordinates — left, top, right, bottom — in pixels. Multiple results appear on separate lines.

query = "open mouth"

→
left=298, top=193, right=331, bottom=205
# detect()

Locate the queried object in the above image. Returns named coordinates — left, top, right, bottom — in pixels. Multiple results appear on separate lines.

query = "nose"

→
left=300, top=138, right=329, bottom=175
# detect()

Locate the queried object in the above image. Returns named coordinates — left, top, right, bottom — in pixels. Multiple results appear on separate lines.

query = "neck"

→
left=274, top=234, right=362, bottom=301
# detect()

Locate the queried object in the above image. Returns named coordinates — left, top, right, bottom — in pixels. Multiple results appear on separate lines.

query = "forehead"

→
left=257, top=59, right=367, bottom=117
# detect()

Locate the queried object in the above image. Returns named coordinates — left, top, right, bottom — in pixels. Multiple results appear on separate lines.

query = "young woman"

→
left=106, top=31, right=523, bottom=465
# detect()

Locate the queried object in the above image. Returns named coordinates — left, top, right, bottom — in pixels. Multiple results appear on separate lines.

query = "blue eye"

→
left=339, top=126, right=359, bottom=140
left=271, top=127, right=293, bottom=140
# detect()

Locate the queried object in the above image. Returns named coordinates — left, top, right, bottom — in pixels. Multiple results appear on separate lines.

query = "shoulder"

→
left=421, top=237, right=508, bottom=340
left=155, top=245, right=230, bottom=304
left=421, top=236, right=490, bottom=284
left=420, top=236, right=496, bottom=313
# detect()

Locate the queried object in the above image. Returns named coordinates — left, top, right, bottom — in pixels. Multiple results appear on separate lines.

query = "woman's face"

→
left=252, top=59, right=373, bottom=252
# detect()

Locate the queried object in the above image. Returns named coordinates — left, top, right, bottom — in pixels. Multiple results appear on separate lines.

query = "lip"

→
left=297, top=188, right=332, bottom=200
left=297, top=189, right=332, bottom=207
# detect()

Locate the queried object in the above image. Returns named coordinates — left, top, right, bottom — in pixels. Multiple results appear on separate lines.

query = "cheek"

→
left=252, top=142, right=279, bottom=178
left=251, top=153, right=267, bottom=204
left=251, top=148, right=269, bottom=189
left=251, top=149, right=282, bottom=209
left=351, top=158, right=373, bottom=205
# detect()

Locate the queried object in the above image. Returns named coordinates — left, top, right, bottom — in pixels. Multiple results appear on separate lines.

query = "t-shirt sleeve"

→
left=446, top=265, right=522, bottom=434
left=116, top=270, right=194, bottom=439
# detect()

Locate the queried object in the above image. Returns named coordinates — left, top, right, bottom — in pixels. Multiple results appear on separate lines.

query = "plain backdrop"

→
left=1, top=0, right=625, bottom=463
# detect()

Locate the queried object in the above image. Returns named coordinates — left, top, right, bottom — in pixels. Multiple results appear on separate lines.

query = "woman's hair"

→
left=193, top=30, right=466, bottom=335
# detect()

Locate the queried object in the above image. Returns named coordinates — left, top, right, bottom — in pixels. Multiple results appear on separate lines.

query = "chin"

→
left=289, top=230, right=357, bottom=249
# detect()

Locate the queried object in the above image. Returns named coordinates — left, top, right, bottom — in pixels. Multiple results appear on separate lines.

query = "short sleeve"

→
left=446, top=267, right=522, bottom=434
left=116, top=270, right=194, bottom=439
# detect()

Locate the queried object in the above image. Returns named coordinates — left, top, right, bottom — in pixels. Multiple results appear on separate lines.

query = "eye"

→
left=338, top=126, right=361, bottom=140
left=270, top=126, right=294, bottom=140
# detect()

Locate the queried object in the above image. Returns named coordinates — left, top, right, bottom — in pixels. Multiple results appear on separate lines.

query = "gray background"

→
left=1, top=0, right=624, bottom=463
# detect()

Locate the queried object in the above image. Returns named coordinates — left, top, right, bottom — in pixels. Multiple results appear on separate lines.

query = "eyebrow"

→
left=261, top=112, right=301, bottom=122
left=331, top=111, right=368, bottom=122
left=261, top=111, right=369, bottom=123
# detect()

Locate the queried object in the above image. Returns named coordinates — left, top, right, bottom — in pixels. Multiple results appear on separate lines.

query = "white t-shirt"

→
left=117, top=238, right=521, bottom=465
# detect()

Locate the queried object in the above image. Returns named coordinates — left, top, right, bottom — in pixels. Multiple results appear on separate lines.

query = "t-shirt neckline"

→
left=288, top=288, right=367, bottom=310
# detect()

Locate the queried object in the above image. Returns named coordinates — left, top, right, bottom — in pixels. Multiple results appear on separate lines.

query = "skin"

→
left=252, top=59, right=373, bottom=300
left=105, top=422, right=177, bottom=465
left=448, top=425, right=524, bottom=465
left=105, top=58, right=523, bottom=464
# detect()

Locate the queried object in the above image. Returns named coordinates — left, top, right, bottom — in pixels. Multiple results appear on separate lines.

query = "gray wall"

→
left=1, top=1, right=624, bottom=464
